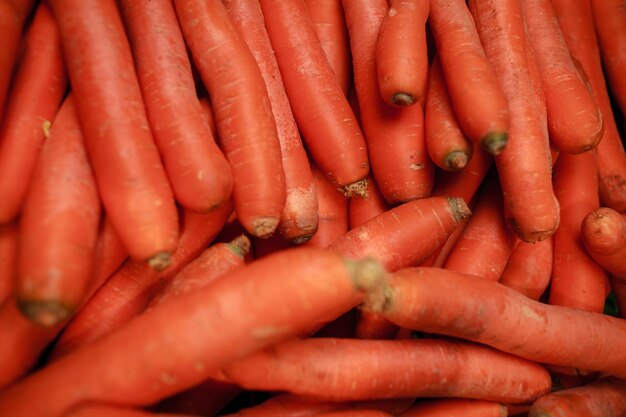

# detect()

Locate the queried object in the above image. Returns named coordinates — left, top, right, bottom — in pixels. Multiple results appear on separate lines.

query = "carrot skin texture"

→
left=224, top=0, right=318, bottom=243
left=343, top=0, right=434, bottom=203
left=400, top=399, right=507, bottom=417
left=0, top=248, right=386, bottom=417
left=259, top=0, right=369, bottom=190
left=581, top=208, right=626, bottom=279
left=0, top=223, right=17, bottom=307
left=432, top=144, right=492, bottom=204
left=0, top=2, right=67, bottom=224
left=371, top=267, right=626, bottom=377
left=348, top=176, right=390, bottom=229
left=430, top=0, right=510, bottom=154
left=121, top=0, right=233, bottom=212
left=305, top=165, right=348, bottom=248
left=499, top=237, right=553, bottom=300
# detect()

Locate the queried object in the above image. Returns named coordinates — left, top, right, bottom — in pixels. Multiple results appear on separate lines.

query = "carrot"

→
left=432, top=144, right=492, bottom=204
left=153, top=379, right=240, bottom=416
left=420, top=211, right=471, bottom=268
left=506, top=403, right=531, bottom=416
left=221, top=337, right=551, bottom=403
left=591, top=0, right=626, bottom=117
left=304, top=0, right=352, bottom=95
left=367, top=266, right=626, bottom=378
left=316, top=412, right=392, bottom=417
left=0, top=2, right=67, bottom=224
left=375, top=0, right=429, bottom=106
left=354, top=312, right=399, bottom=340
left=430, top=0, right=510, bottom=154
left=343, top=0, right=434, bottom=203
left=175, top=0, right=285, bottom=238
left=499, top=237, right=553, bottom=300
left=0, top=223, right=17, bottom=307
left=548, top=151, right=608, bottom=312
left=348, top=176, right=390, bottom=229
left=400, top=399, right=507, bottom=417
left=552, top=0, right=626, bottom=213
left=529, top=377, right=626, bottom=417
left=330, top=196, right=470, bottom=271
left=425, top=56, right=473, bottom=171
left=120, top=0, right=233, bottom=213
left=15, top=96, right=100, bottom=327
left=65, top=404, right=192, bottom=417
left=0, top=248, right=387, bottom=417
left=469, top=0, right=559, bottom=242
left=443, top=177, right=516, bottom=280
left=224, top=0, right=318, bottom=243
left=198, top=97, right=219, bottom=141
left=305, top=165, right=348, bottom=248
left=521, top=0, right=603, bottom=154
left=49, top=203, right=233, bottom=359
left=258, top=0, right=369, bottom=194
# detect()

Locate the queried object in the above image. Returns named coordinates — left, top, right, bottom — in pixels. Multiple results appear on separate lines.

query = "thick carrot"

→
left=258, top=0, right=369, bottom=194
left=368, top=266, right=626, bottom=377
left=548, top=151, right=608, bottom=312
left=0, top=223, right=17, bottom=307
left=400, top=399, right=507, bottom=417
left=305, top=165, right=348, bottom=248
left=304, top=0, right=352, bottom=95
left=443, top=177, right=516, bottom=280
left=0, top=2, right=67, bottom=224
left=430, top=0, right=510, bottom=154
left=16, top=96, right=100, bottom=327
left=432, top=144, right=492, bottom=204
left=375, top=0, right=429, bottom=106
left=552, top=0, right=626, bottom=213
left=65, top=404, right=191, bottom=417
left=529, top=377, right=626, bottom=417
left=425, top=56, right=473, bottom=171
left=499, top=237, right=553, bottom=300
left=343, top=0, right=434, bottom=203
left=469, top=0, right=559, bottom=242
left=120, top=0, right=233, bottom=213
left=153, top=379, right=240, bottom=416
left=198, top=97, right=219, bottom=141
left=175, top=0, right=285, bottom=238
left=348, top=176, right=390, bottom=229
left=224, top=0, right=318, bottom=243
left=49, top=203, right=233, bottom=359
left=0, top=248, right=387, bottom=417
left=521, top=0, right=603, bottom=154
left=221, top=337, right=551, bottom=403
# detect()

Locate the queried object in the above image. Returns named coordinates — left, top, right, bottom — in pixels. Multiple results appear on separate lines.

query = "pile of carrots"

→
left=1, top=0, right=626, bottom=415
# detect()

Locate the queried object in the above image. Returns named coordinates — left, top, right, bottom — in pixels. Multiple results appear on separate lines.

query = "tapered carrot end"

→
left=481, top=131, right=508, bottom=155
left=445, top=151, right=469, bottom=171
left=228, top=234, right=252, bottom=257
left=448, top=197, right=472, bottom=223
left=345, top=257, right=389, bottom=311
left=251, top=217, right=280, bottom=239
left=17, top=299, right=71, bottom=327
left=343, top=178, right=369, bottom=199
left=147, top=252, right=172, bottom=271
left=391, top=92, right=415, bottom=106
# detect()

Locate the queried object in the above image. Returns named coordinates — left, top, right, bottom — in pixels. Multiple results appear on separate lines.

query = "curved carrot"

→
left=49, top=0, right=179, bottom=268
left=499, top=237, right=553, bottom=300
left=0, top=223, right=17, bottom=307
left=400, top=399, right=507, bottom=417
left=175, top=0, right=285, bottom=238
left=304, top=0, right=352, bottom=95
left=521, top=0, right=603, bottom=154
left=258, top=0, right=369, bottom=194
left=432, top=144, right=492, bottom=204
left=343, top=0, right=434, bottom=203
left=120, top=0, right=233, bottom=213
left=0, top=2, right=67, bottom=224
left=348, top=176, right=390, bottom=229
left=375, top=0, right=429, bottom=106
left=430, top=0, right=510, bottom=154
left=224, top=0, right=318, bottom=243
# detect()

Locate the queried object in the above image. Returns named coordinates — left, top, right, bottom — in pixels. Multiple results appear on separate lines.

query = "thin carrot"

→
left=0, top=2, right=67, bottom=224
left=432, top=144, right=492, bottom=204
left=120, top=0, right=233, bottom=212
left=221, top=337, right=551, bottom=403
left=224, top=0, right=318, bottom=243
left=258, top=0, right=369, bottom=194
left=499, top=237, right=553, bottom=300
left=49, top=0, right=179, bottom=268
left=343, top=0, right=434, bottom=203
left=176, top=0, right=285, bottom=238
left=0, top=223, right=17, bottom=307
left=348, top=176, right=390, bottom=230
left=153, top=379, right=240, bottom=416
left=521, top=0, right=603, bottom=154
left=0, top=248, right=387, bottom=417
left=375, top=0, right=429, bottom=106
left=430, top=0, right=510, bottom=154
left=304, top=0, right=352, bottom=95
left=400, top=399, right=507, bottom=417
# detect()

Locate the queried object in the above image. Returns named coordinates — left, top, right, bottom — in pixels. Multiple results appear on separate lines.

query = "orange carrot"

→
left=432, top=144, right=492, bottom=204
left=65, top=404, right=192, bottom=417
left=430, top=0, right=510, bottom=154
left=343, top=0, right=434, bottom=203
left=400, top=399, right=507, bottom=417
left=521, top=0, right=603, bottom=154
left=153, top=379, right=240, bottom=417
left=375, top=0, right=429, bottom=106
left=348, top=176, right=390, bottom=229
left=499, top=237, right=553, bottom=300
left=470, top=0, right=559, bottom=242
left=354, top=312, right=399, bottom=340
left=0, top=223, right=17, bottom=307
left=304, top=0, right=352, bottom=95
left=198, top=97, right=219, bottom=141
left=0, top=248, right=386, bottom=417
left=221, top=337, right=551, bottom=403
left=175, top=0, right=285, bottom=238
left=258, top=0, right=369, bottom=194
left=0, top=2, right=67, bottom=224
left=224, top=0, right=318, bottom=243
left=120, top=0, right=233, bottom=212
left=305, top=165, right=348, bottom=248
left=425, top=56, right=473, bottom=171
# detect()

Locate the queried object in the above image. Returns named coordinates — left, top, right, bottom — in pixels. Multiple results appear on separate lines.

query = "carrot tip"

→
left=391, top=92, right=415, bottom=106
left=445, top=151, right=469, bottom=171
left=251, top=217, right=279, bottom=239
left=228, top=234, right=252, bottom=257
left=481, top=131, right=508, bottom=155
left=147, top=252, right=172, bottom=271
left=343, top=179, right=369, bottom=199
left=448, top=197, right=472, bottom=223
left=17, top=299, right=71, bottom=327
left=292, top=234, right=314, bottom=245
left=345, top=257, right=390, bottom=311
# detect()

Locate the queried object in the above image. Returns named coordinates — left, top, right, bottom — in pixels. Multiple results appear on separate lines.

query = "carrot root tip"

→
left=445, top=151, right=469, bottom=171
left=292, top=234, right=314, bottom=245
left=481, top=131, right=508, bottom=155
left=448, top=197, right=472, bottom=223
left=251, top=217, right=279, bottom=239
left=391, top=92, right=415, bottom=106
left=228, top=235, right=252, bottom=257
left=147, top=252, right=172, bottom=271
left=343, top=179, right=369, bottom=199
left=17, top=299, right=71, bottom=327
left=345, top=257, right=390, bottom=310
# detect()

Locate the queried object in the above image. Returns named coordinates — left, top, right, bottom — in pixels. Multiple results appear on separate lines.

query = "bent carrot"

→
left=400, top=399, right=507, bottom=417
left=0, top=2, right=67, bottom=224
left=348, top=176, right=390, bottom=229
left=499, top=237, right=553, bottom=300
left=0, top=223, right=17, bottom=307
